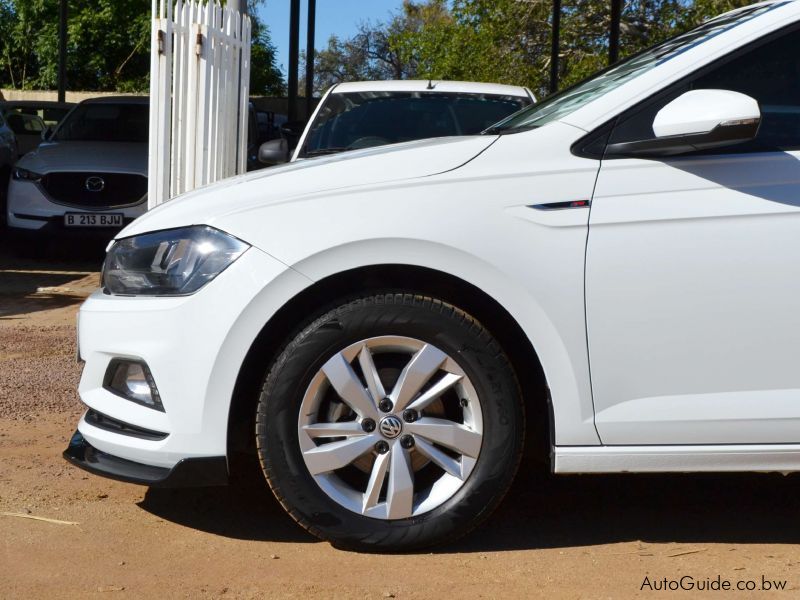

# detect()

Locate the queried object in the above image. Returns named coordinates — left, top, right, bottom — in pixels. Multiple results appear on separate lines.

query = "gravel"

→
left=0, top=324, right=84, bottom=420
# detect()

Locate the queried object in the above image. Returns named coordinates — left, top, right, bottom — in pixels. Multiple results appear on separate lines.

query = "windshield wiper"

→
left=482, top=124, right=539, bottom=136
left=303, top=147, right=350, bottom=157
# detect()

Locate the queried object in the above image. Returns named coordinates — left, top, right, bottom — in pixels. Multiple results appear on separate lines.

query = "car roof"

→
left=80, top=96, right=149, bottom=105
left=0, top=100, right=76, bottom=109
left=712, top=0, right=785, bottom=20
left=330, top=80, right=532, bottom=98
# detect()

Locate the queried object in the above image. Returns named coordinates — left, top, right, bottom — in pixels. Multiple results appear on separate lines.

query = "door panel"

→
left=587, top=151, right=800, bottom=444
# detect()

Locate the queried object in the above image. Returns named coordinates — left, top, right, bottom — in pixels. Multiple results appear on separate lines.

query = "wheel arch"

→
left=226, top=263, right=553, bottom=478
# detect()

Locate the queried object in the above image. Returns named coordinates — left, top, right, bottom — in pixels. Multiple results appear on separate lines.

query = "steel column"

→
left=305, top=0, right=316, bottom=118
left=288, top=0, right=301, bottom=121
left=609, top=0, right=622, bottom=64
left=58, top=0, right=68, bottom=102
left=549, top=0, right=561, bottom=94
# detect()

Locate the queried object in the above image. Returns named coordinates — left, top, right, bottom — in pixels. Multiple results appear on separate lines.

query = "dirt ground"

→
left=1, top=242, right=799, bottom=599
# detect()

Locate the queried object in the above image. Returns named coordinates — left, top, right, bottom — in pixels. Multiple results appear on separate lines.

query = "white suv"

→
left=66, top=1, right=800, bottom=551
left=258, top=80, right=535, bottom=164
left=6, top=97, right=148, bottom=239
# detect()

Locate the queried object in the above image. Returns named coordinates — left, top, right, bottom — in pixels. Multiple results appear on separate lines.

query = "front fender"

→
left=216, top=237, right=599, bottom=446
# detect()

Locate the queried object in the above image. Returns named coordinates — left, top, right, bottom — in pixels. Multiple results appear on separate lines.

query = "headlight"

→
left=12, top=167, right=42, bottom=181
left=102, top=225, right=249, bottom=296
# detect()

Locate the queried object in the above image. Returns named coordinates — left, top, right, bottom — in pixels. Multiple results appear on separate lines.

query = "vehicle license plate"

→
left=64, top=213, right=123, bottom=227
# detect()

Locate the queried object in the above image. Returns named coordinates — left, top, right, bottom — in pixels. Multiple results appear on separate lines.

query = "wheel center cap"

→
left=378, top=415, right=403, bottom=439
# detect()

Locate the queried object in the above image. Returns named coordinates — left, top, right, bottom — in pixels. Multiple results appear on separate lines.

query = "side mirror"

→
left=606, top=89, right=760, bottom=157
left=258, top=138, right=290, bottom=165
left=41, top=125, right=54, bottom=141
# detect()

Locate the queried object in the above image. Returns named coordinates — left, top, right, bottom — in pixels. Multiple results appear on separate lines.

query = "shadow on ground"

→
left=139, top=477, right=316, bottom=545
left=0, top=235, right=106, bottom=269
left=0, top=292, right=89, bottom=321
left=445, top=468, right=800, bottom=553
left=0, top=235, right=104, bottom=320
left=137, top=460, right=800, bottom=552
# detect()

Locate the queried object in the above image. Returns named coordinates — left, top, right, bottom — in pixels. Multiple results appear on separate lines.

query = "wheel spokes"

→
left=406, top=417, right=482, bottom=458
left=390, top=344, right=448, bottom=413
left=302, top=434, right=376, bottom=475
left=406, top=372, right=463, bottom=412
left=321, top=351, right=379, bottom=419
left=362, top=451, right=390, bottom=514
left=358, top=345, right=386, bottom=403
left=300, top=336, right=484, bottom=520
left=386, top=446, right=414, bottom=519
left=414, top=436, right=463, bottom=479
left=302, top=421, right=366, bottom=438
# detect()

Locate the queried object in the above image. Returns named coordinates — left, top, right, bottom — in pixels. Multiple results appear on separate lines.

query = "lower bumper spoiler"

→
left=63, top=431, right=228, bottom=488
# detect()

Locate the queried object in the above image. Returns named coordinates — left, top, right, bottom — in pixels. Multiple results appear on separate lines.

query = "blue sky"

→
left=257, top=0, right=404, bottom=76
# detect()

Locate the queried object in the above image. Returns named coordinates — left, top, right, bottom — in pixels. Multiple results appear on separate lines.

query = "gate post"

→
left=148, top=0, right=251, bottom=209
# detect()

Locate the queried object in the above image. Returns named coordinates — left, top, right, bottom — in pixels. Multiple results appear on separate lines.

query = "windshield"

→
left=54, top=103, right=149, bottom=143
left=302, top=91, right=530, bottom=156
left=7, top=105, right=73, bottom=127
left=488, top=2, right=784, bottom=134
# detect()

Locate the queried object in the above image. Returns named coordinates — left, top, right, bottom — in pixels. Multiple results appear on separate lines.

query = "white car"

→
left=66, top=1, right=800, bottom=551
left=6, top=97, right=148, bottom=239
left=258, top=80, right=535, bottom=164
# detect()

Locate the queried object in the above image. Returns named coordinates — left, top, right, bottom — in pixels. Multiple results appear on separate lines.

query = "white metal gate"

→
left=148, top=0, right=251, bottom=209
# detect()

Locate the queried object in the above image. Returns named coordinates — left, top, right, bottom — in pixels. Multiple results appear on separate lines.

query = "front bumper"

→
left=67, top=244, right=311, bottom=481
left=6, top=178, right=145, bottom=232
left=63, top=430, right=228, bottom=487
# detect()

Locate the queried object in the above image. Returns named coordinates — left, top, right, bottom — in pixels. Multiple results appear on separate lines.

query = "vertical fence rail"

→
left=148, top=0, right=251, bottom=209
left=238, top=17, right=251, bottom=174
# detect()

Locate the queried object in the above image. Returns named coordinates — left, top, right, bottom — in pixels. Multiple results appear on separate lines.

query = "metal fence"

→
left=148, top=0, right=251, bottom=209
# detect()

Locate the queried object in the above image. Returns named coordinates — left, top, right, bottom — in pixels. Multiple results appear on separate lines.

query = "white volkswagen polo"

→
left=65, top=1, right=800, bottom=551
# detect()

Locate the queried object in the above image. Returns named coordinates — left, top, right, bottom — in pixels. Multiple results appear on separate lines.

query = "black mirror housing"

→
left=605, top=120, right=760, bottom=158
left=258, top=138, right=290, bottom=165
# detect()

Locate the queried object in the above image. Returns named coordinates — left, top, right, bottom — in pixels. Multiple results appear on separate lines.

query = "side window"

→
left=609, top=26, right=800, bottom=153
left=6, top=114, right=24, bottom=134
left=22, top=115, right=45, bottom=133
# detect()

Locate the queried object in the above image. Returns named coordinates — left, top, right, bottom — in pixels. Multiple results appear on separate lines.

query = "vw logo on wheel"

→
left=379, top=415, right=403, bottom=439
left=85, top=176, right=106, bottom=192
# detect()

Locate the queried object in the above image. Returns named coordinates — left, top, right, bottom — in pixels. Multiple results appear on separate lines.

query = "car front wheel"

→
left=256, top=293, right=524, bottom=551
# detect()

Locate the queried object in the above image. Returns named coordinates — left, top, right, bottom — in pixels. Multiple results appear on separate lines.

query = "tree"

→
left=393, top=0, right=552, bottom=92
left=314, top=0, right=754, bottom=99
left=0, top=0, right=152, bottom=92
left=0, top=0, right=284, bottom=94
left=306, top=1, right=449, bottom=95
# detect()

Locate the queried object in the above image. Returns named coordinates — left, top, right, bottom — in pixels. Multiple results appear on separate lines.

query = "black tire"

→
left=255, top=293, right=525, bottom=552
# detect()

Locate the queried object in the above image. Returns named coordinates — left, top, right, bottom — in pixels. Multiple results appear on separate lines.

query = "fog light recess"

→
left=103, top=359, right=164, bottom=411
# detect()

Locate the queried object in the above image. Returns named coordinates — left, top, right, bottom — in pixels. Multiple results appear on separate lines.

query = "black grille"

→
left=41, top=172, right=147, bottom=209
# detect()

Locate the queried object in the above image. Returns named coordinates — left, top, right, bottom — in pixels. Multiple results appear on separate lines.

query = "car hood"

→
left=121, top=135, right=497, bottom=237
left=17, top=141, right=148, bottom=175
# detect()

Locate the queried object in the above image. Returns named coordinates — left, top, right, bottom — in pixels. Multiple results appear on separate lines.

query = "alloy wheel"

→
left=297, top=335, right=484, bottom=520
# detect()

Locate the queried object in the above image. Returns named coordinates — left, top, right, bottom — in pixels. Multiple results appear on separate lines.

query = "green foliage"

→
left=0, top=0, right=755, bottom=97
left=393, top=0, right=552, bottom=91
left=0, top=0, right=151, bottom=91
left=0, top=0, right=284, bottom=94
left=315, top=0, right=754, bottom=98
left=308, top=1, right=444, bottom=93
